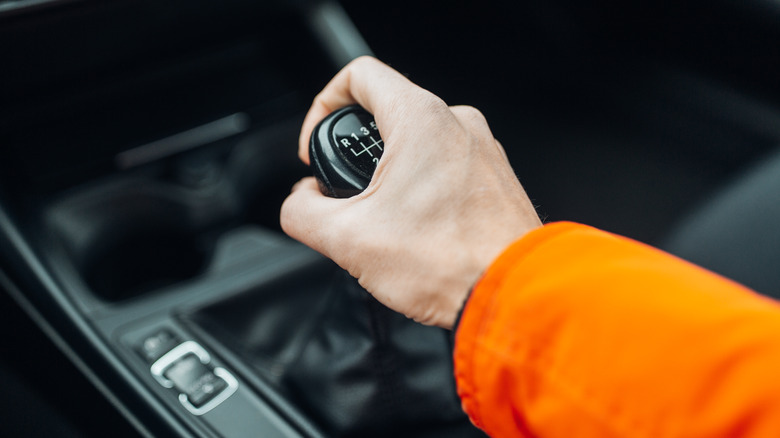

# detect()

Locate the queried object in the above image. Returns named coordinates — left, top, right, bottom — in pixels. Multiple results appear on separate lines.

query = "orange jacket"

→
left=454, top=222, right=780, bottom=438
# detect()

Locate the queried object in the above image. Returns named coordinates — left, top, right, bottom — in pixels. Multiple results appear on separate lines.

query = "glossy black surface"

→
left=309, top=105, right=382, bottom=197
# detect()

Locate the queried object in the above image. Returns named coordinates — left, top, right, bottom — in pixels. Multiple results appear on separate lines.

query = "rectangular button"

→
left=163, top=354, right=228, bottom=408
left=187, top=372, right=228, bottom=408
left=137, top=330, right=181, bottom=363
left=149, top=340, right=238, bottom=415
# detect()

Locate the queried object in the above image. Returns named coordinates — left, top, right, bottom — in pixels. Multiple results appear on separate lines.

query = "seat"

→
left=661, top=148, right=780, bottom=300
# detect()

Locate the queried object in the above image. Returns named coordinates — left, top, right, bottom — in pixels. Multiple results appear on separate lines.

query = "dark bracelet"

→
left=449, top=284, right=476, bottom=347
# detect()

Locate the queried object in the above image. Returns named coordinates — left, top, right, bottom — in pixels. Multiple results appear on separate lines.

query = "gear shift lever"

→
left=279, top=105, right=483, bottom=437
left=309, top=104, right=383, bottom=197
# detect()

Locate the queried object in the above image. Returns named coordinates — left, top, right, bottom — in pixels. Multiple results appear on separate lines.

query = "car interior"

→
left=1, top=0, right=779, bottom=436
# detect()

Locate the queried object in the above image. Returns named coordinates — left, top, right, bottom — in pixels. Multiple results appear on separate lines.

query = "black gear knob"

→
left=309, top=105, right=384, bottom=198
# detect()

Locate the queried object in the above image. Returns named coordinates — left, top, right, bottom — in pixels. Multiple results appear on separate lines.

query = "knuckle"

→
left=421, top=93, right=450, bottom=117
left=347, top=55, right=380, bottom=72
left=391, top=90, right=448, bottom=123
left=453, top=105, right=487, bottom=124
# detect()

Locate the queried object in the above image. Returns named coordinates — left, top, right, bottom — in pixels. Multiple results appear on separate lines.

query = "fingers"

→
left=297, top=91, right=353, bottom=165
left=298, top=56, right=444, bottom=164
left=280, top=177, right=342, bottom=257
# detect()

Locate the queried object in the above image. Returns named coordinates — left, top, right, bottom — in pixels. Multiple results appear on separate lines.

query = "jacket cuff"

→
left=452, top=221, right=585, bottom=429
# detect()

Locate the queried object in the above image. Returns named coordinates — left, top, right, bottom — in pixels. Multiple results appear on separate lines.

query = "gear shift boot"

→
left=283, top=271, right=479, bottom=437
left=183, top=262, right=483, bottom=437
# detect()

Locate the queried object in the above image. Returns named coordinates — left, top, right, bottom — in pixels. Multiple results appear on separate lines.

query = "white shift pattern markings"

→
left=351, top=135, right=383, bottom=157
left=341, top=123, right=383, bottom=160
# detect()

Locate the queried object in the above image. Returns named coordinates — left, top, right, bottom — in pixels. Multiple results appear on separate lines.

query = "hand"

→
left=280, top=57, right=542, bottom=329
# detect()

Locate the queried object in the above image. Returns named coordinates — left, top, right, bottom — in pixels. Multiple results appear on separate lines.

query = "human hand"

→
left=280, top=57, right=542, bottom=329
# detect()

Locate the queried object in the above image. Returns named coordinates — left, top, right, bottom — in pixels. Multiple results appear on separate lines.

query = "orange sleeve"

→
left=454, top=222, right=780, bottom=438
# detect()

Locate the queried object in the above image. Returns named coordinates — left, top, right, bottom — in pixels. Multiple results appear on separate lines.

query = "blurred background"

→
left=1, top=0, right=779, bottom=436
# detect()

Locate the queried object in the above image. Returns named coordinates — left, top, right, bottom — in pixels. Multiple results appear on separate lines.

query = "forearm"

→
left=455, top=222, right=780, bottom=438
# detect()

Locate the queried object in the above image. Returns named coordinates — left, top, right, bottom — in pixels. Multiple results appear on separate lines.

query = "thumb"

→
left=280, top=177, right=344, bottom=258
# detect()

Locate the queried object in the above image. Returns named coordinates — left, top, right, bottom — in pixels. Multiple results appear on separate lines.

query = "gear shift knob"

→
left=309, top=105, right=383, bottom=198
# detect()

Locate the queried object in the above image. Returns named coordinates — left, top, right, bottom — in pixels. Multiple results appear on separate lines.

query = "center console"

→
left=0, top=1, right=483, bottom=436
